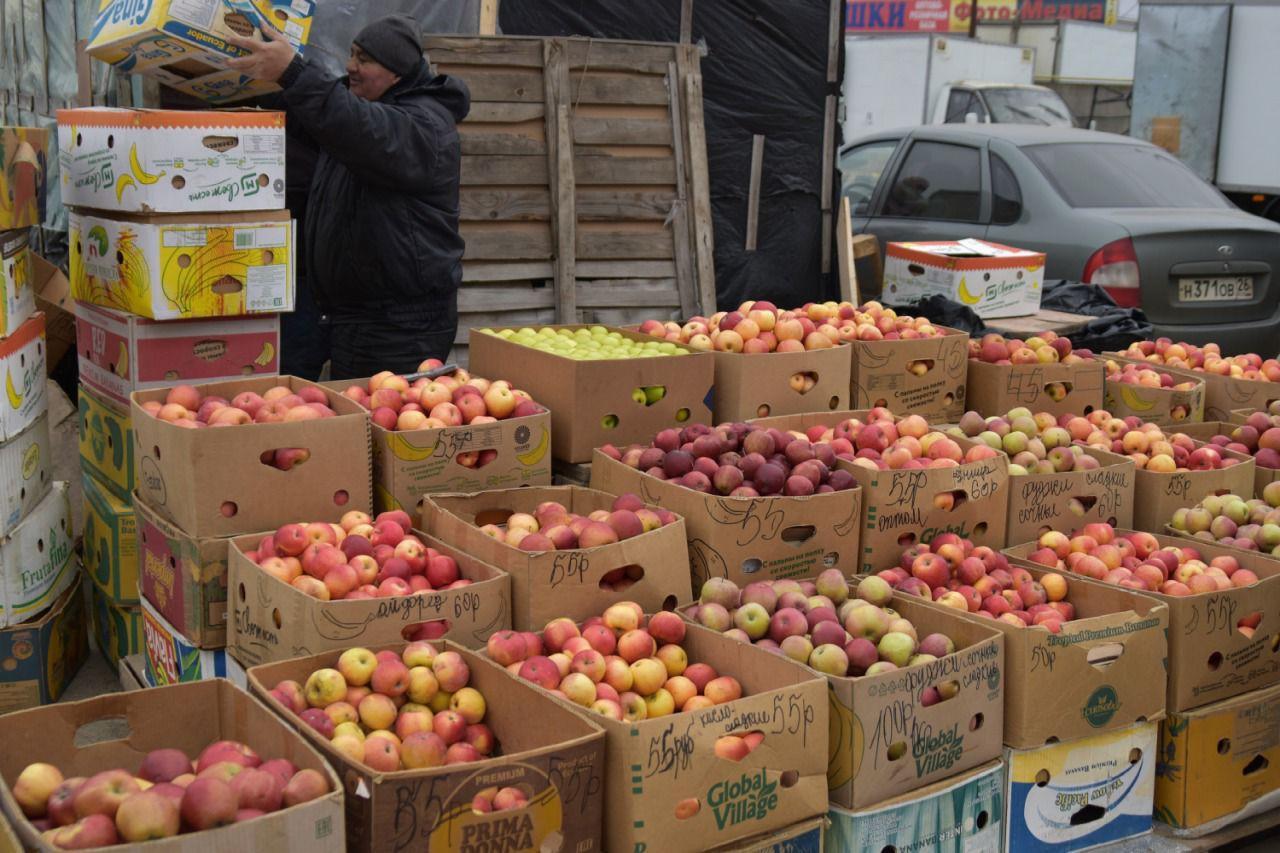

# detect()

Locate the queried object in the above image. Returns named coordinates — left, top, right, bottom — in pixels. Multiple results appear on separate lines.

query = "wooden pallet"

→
left=425, top=35, right=715, bottom=363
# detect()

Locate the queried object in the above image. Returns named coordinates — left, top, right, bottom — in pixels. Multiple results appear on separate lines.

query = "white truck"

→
left=842, top=34, right=1074, bottom=143
left=1131, top=0, right=1280, bottom=222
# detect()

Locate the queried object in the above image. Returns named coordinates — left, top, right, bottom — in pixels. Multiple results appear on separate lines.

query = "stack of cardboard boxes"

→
left=0, top=127, right=86, bottom=714
left=57, top=107, right=294, bottom=685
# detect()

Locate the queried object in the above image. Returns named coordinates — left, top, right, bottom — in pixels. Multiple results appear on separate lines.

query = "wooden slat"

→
left=460, top=225, right=553, bottom=260
left=577, top=230, right=674, bottom=261
left=682, top=59, right=717, bottom=313
left=459, top=284, right=555, bottom=312
left=820, top=93, right=836, bottom=275
left=577, top=279, right=682, bottom=308
left=426, top=38, right=544, bottom=68
left=464, top=102, right=545, bottom=123
left=459, top=188, right=551, bottom=221
left=680, top=0, right=695, bottom=43
left=569, top=72, right=669, bottom=106
left=574, top=156, right=676, bottom=185
left=462, top=155, right=548, bottom=185
left=566, top=40, right=676, bottom=74
left=666, top=60, right=699, bottom=317
left=578, top=260, right=677, bottom=278
left=544, top=39, right=577, bottom=324
left=573, top=116, right=674, bottom=146
left=478, top=0, right=500, bottom=36
left=576, top=189, right=674, bottom=220
left=583, top=307, right=678, bottom=327
left=462, top=261, right=555, bottom=283
left=437, top=67, right=544, bottom=102
left=746, top=134, right=764, bottom=252
left=837, top=196, right=858, bottom=304
left=458, top=124, right=546, bottom=156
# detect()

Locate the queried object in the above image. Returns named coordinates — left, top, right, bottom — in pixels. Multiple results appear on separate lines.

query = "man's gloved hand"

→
left=227, top=25, right=298, bottom=83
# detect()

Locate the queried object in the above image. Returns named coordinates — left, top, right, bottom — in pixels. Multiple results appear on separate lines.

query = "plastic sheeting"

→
left=498, top=0, right=837, bottom=312
left=300, top=0, right=480, bottom=76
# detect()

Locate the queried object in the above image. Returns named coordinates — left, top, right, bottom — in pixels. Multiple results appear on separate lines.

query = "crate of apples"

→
left=337, top=359, right=543, bottom=432
left=1121, top=339, right=1280, bottom=382
left=1103, top=358, right=1205, bottom=424
left=969, top=331, right=1095, bottom=366
left=477, top=492, right=678, bottom=555
left=137, top=383, right=339, bottom=429
left=965, top=331, right=1103, bottom=416
left=1169, top=485, right=1280, bottom=556
left=1209, top=413, right=1280, bottom=470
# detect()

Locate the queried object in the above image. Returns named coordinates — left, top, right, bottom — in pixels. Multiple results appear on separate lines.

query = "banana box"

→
left=0, top=574, right=87, bottom=714
left=168, top=68, right=288, bottom=106
left=81, top=471, right=138, bottom=605
left=84, top=1, right=314, bottom=101
left=826, top=761, right=1004, bottom=853
left=1005, top=721, right=1157, bottom=850
left=0, top=127, right=48, bottom=232
left=0, top=231, right=35, bottom=338
left=86, top=575, right=143, bottom=669
left=77, top=384, right=134, bottom=503
left=139, top=594, right=246, bottom=688
left=1156, top=683, right=1280, bottom=833
left=69, top=209, right=295, bottom=320
left=0, top=414, right=51, bottom=539
left=0, top=482, right=74, bottom=629
left=0, top=314, right=46, bottom=442
left=57, top=107, right=285, bottom=214
left=884, top=239, right=1044, bottom=319
left=76, top=300, right=280, bottom=409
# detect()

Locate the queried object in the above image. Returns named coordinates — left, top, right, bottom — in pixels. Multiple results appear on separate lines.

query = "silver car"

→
left=841, top=124, right=1280, bottom=355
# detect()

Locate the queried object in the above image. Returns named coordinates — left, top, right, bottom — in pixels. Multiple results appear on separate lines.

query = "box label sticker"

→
left=246, top=264, right=287, bottom=311
left=1083, top=685, right=1121, bottom=728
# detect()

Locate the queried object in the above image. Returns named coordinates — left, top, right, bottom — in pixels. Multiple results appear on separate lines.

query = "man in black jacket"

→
left=229, top=16, right=470, bottom=379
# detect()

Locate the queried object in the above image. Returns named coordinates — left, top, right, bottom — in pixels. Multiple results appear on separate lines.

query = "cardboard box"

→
left=1004, top=722, right=1157, bottom=850
left=131, top=376, right=371, bottom=538
left=1103, top=351, right=1280, bottom=421
left=84, top=2, right=314, bottom=99
left=1005, top=531, right=1280, bottom=712
left=1104, top=373, right=1206, bottom=426
left=709, top=345, right=851, bottom=422
left=167, top=67, right=292, bottom=105
left=467, top=325, right=714, bottom=463
left=81, top=470, right=138, bottom=604
left=229, top=531, right=511, bottom=665
left=117, top=653, right=148, bottom=691
left=31, top=256, right=74, bottom=372
left=0, top=679, right=345, bottom=852
left=135, top=494, right=234, bottom=648
left=491, top=623, right=828, bottom=853
left=77, top=300, right=280, bottom=408
left=826, top=761, right=1004, bottom=853
left=1175, top=420, right=1280, bottom=501
left=1155, top=683, right=1280, bottom=833
left=826, top=594, right=1004, bottom=808
left=1131, top=444, right=1255, bottom=532
left=590, top=447, right=863, bottom=591
left=0, top=575, right=87, bottom=714
left=77, top=382, right=134, bottom=502
left=140, top=595, right=246, bottom=687
left=0, top=313, right=47, bottom=442
left=838, top=441, right=1009, bottom=573
left=87, top=575, right=143, bottom=668
left=69, top=209, right=295, bottom=320
left=966, top=358, right=1105, bottom=418
left=0, top=482, right=74, bottom=629
left=0, top=128, right=47, bottom=232
left=423, top=485, right=693, bottom=630
left=0, top=414, right=51, bottom=538
left=711, top=816, right=826, bottom=852
left=1004, top=446, right=1135, bottom=547
left=371, top=409, right=552, bottom=514
left=848, top=327, right=969, bottom=423
left=937, top=560, right=1167, bottom=747
left=0, top=230, right=34, bottom=339
left=248, top=641, right=606, bottom=853
left=884, top=239, right=1044, bottom=318
left=57, top=108, right=286, bottom=214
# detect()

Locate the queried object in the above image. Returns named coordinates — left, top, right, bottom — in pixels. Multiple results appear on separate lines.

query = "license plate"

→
left=1178, top=276, right=1253, bottom=302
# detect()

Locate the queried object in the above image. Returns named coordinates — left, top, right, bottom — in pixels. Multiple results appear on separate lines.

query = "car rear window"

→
left=1025, top=142, right=1229, bottom=209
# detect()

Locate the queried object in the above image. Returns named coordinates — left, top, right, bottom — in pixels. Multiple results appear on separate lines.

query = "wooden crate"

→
left=425, top=36, right=715, bottom=362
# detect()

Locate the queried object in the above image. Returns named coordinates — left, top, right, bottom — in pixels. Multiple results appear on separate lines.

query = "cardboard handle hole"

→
left=1236, top=613, right=1262, bottom=639
left=471, top=784, right=536, bottom=816
left=210, top=275, right=243, bottom=295
left=1129, top=747, right=1143, bottom=764
left=171, top=174, right=186, bottom=189
left=598, top=565, right=644, bottom=592
left=781, top=526, right=815, bottom=544
left=713, top=730, right=765, bottom=761
left=1086, top=642, right=1124, bottom=670
left=740, top=558, right=763, bottom=574
left=74, top=716, right=131, bottom=748
left=262, top=249, right=276, bottom=264
left=756, top=404, right=771, bottom=418
left=908, top=264, right=926, bottom=276
left=970, top=712, right=985, bottom=731
left=943, top=392, right=955, bottom=406
left=1035, top=769, right=1051, bottom=787
left=1207, top=651, right=1224, bottom=670
left=153, top=444, right=161, bottom=461
left=897, top=532, right=917, bottom=547
left=272, top=608, right=283, bottom=629
left=976, top=810, right=990, bottom=830
left=1244, top=755, right=1270, bottom=776
left=932, top=490, right=966, bottom=512
left=779, top=769, right=799, bottom=788
left=404, top=619, right=450, bottom=642
left=886, top=741, right=906, bottom=762
left=334, top=490, right=350, bottom=507
left=921, top=680, right=958, bottom=706
left=880, top=846, right=898, bottom=853
left=675, top=407, right=691, bottom=422
left=674, top=798, right=701, bottom=820
left=238, top=582, right=247, bottom=602
left=220, top=501, right=238, bottom=518
left=456, top=449, right=499, bottom=470
left=75, top=132, right=82, bottom=147
left=1070, top=804, right=1107, bottom=826
left=906, top=359, right=934, bottom=377
left=261, top=447, right=311, bottom=472
left=1043, top=381, right=1074, bottom=403
left=661, top=594, right=679, bottom=611
left=1069, top=496, right=1098, bottom=516
left=601, top=414, right=620, bottom=430
left=632, top=385, right=667, bottom=406
left=105, top=134, right=114, bottom=149
left=972, top=521, right=988, bottom=536
left=1217, top=737, right=1231, bottom=755
left=1272, top=634, right=1280, bottom=653
left=789, top=372, right=818, bottom=395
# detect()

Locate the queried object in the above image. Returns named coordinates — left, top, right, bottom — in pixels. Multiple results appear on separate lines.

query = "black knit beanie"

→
left=353, top=15, right=423, bottom=77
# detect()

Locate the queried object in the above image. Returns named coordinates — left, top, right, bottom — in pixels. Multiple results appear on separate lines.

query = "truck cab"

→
left=932, top=82, right=1075, bottom=127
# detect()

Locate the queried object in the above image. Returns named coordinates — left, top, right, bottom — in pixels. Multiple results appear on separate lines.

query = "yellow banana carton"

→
left=85, top=0, right=314, bottom=97
left=0, top=574, right=87, bottom=714
left=0, top=414, right=51, bottom=539
left=86, top=576, right=143, bottom=669
left=0, top=314, right=47, bottom=442
left=0, top=482, right=74, bottom=629
left=69, top=209, right=295, bottom=320
left=0, top=231, right=36, bottom=338
left=0, top=127, right=47, bottom=232
left=76, top=300, right=279, bottom=409
left=81, top=471, right=139, bottom=606
left=78, top=383, right=135, bottom=504
left=885, top=239, right=1045, bottom=319
left=57, top=107, right=286, bottom=214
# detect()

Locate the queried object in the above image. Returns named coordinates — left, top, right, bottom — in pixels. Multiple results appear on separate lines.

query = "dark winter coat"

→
left=279, top=55, right=471, bottom=326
